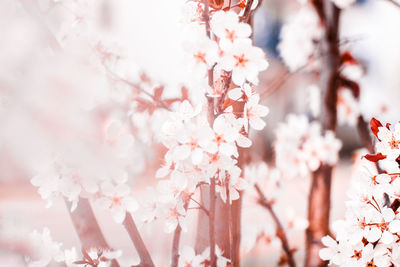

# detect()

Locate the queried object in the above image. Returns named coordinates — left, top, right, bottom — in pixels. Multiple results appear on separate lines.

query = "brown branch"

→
left=190, top=196, right=210, bottom=216
left=171, top=198, right=190, bottom=267
left=254, top=184, right=296, bottom=267
left=209, top=177, right=217, bottom=267
left=306, top=2, right=341, bottom=266
left=357, top=115, right=375, bottom=153
left=240, top=0, right=255, bottom=23
left=65, top=198, right=120, bottom=267
left=226, top=180, right=234, bottom=267
left=123, top=213, right=155, bottom=267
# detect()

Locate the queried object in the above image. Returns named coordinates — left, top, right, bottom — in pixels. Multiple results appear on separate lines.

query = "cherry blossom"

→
left=96, top=181, right=139, bottom=223
left=210, top=11, right=251, bottom=49
left=218, top=39, right=269, bottom=86
left=278, top=4, right=322, bottom=71
left=275, top=114, right=341, bottom=178
left=243, top=93, right=269, bottom=131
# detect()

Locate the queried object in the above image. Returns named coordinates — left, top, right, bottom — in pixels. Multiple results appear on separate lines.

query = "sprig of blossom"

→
left=274, top=114, right=342, bottom=178
left=320, top=118, right=400, bottom=266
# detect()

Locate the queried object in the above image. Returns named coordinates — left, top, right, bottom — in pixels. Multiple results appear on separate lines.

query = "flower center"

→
left=234, top=54, right=248, bottom=67
left=389, top=135, right=400, bottom=149
left=194, top=52, right=207, bottom=64
left=225, top=29, right=236, bottom=42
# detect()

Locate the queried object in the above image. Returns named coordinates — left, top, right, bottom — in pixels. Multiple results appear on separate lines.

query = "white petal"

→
left=389, top=220, right=400, bottom=233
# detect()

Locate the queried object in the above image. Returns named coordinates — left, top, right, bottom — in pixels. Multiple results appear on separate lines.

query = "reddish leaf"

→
left=386, top=123, right=391, bottom=130
left=339, top=77, right=360, bottom=98
left=181, top=86, right=189, bottom=101
left=153, top=86, right=164, bottom=101
left=340, top=51, right=357, bottom=65
left=364, top=153, right=386, bottom=162
left=391, top=199, right=400, bottom=211
left=209, top=0, right=224, bottom=10
left=370, top=118, right=383, bottom=139
left=81, top=247, right=91, bottom=261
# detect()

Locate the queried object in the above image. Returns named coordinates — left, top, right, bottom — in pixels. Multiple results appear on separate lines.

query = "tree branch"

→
left=254, top=184, right=296, bottom=267
left=226, top=180, right=234, bottom=267
left=306, top=3, right=341, bottom=266
left=209, top=177, right=217, bottom=267
left=65, top=198, right=120, bottom=267
left=123, top=213, right=155, bottom=267
left=171, top=198, right=190, bottom=267
left=240, top=0, right=255, bottom=23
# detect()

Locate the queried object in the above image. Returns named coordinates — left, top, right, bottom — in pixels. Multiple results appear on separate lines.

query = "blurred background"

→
left=1, top=0, right=400, bottom=266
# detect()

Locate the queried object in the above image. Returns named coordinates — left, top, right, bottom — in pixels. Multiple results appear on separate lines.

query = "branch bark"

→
left=65, top=198, right=120, bottom=267
left=123, top=213, right=155, bottom=267
left=255, top=184, right=296, bottom=267
left=306, top=1, right=341, bottom=266
left=171, top=198, right=190, bottom=267
left=209, top=177, right=217, bottom=267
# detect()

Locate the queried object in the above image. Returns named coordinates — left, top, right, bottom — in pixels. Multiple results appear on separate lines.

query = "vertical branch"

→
left=65, top=198, right=120, bottom=267
left=210, top=177, right=217, bottom=267
left=123, top=213, right=155, bottom=267
left=306, top=1, right=341, bottom=267
left=226, top=179, right=234, bottom=267
left=171, top=198, right=190, bottom=267
left=357, top=115, right=375, bottom=153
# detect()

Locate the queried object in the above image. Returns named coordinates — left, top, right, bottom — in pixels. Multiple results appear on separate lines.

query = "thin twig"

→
left=123, top=213, right=155, bottom=267
left=190, top=196, right=210, bottom=216
left=105, top=66, right=171, bottom=111
left=254, top=185, right=296, bottom=267
left=240, top=0, right=255, bottom=23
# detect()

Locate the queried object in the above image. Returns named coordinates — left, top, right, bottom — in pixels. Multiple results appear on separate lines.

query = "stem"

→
left=254, top=185, right=296, bottom=267
left=123, top=213, right=155, bottom=267
left=171, top=198, right=190, bottom=267
left=65, top=198, right=120, bottom=267
left=210, top=177, right=217, bottom=267
left=240, top=0, right=255, bottom=23
left=191, top=196, right=210, bottom=216
left=226, top=180, right=234, bottom=267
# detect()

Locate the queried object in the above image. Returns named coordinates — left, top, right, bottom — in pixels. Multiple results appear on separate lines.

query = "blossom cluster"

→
left=320, top=119, right=400, bottom=266
left=148, top=0, right=270, bottom=235
left=27, top=228, right=121, bottom=267
left=274, top=114, right=342, bottom=178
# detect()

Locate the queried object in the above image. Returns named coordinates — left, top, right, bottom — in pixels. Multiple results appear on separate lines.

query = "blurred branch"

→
left=240, top=0, right=255, bottom=23
left=384, top=0, right=400, bottom=9
left=254, top=184, right=296, bottom=267
left=306, top=2, right=341, bottom=266
left=209, top=177, right=217, bottom=267
left=226, top=181, right=234, bottom=267
left=105, top=66, right=171, bottom=111
left=190, top=196, right=210, bottom=216
left=171, top=198, right=190, bottom=267
left=19, top=0, right=61, bottom=51
left=123, top=213, right=155, bottom=267
left=65, top=198, right=120, bottom=267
